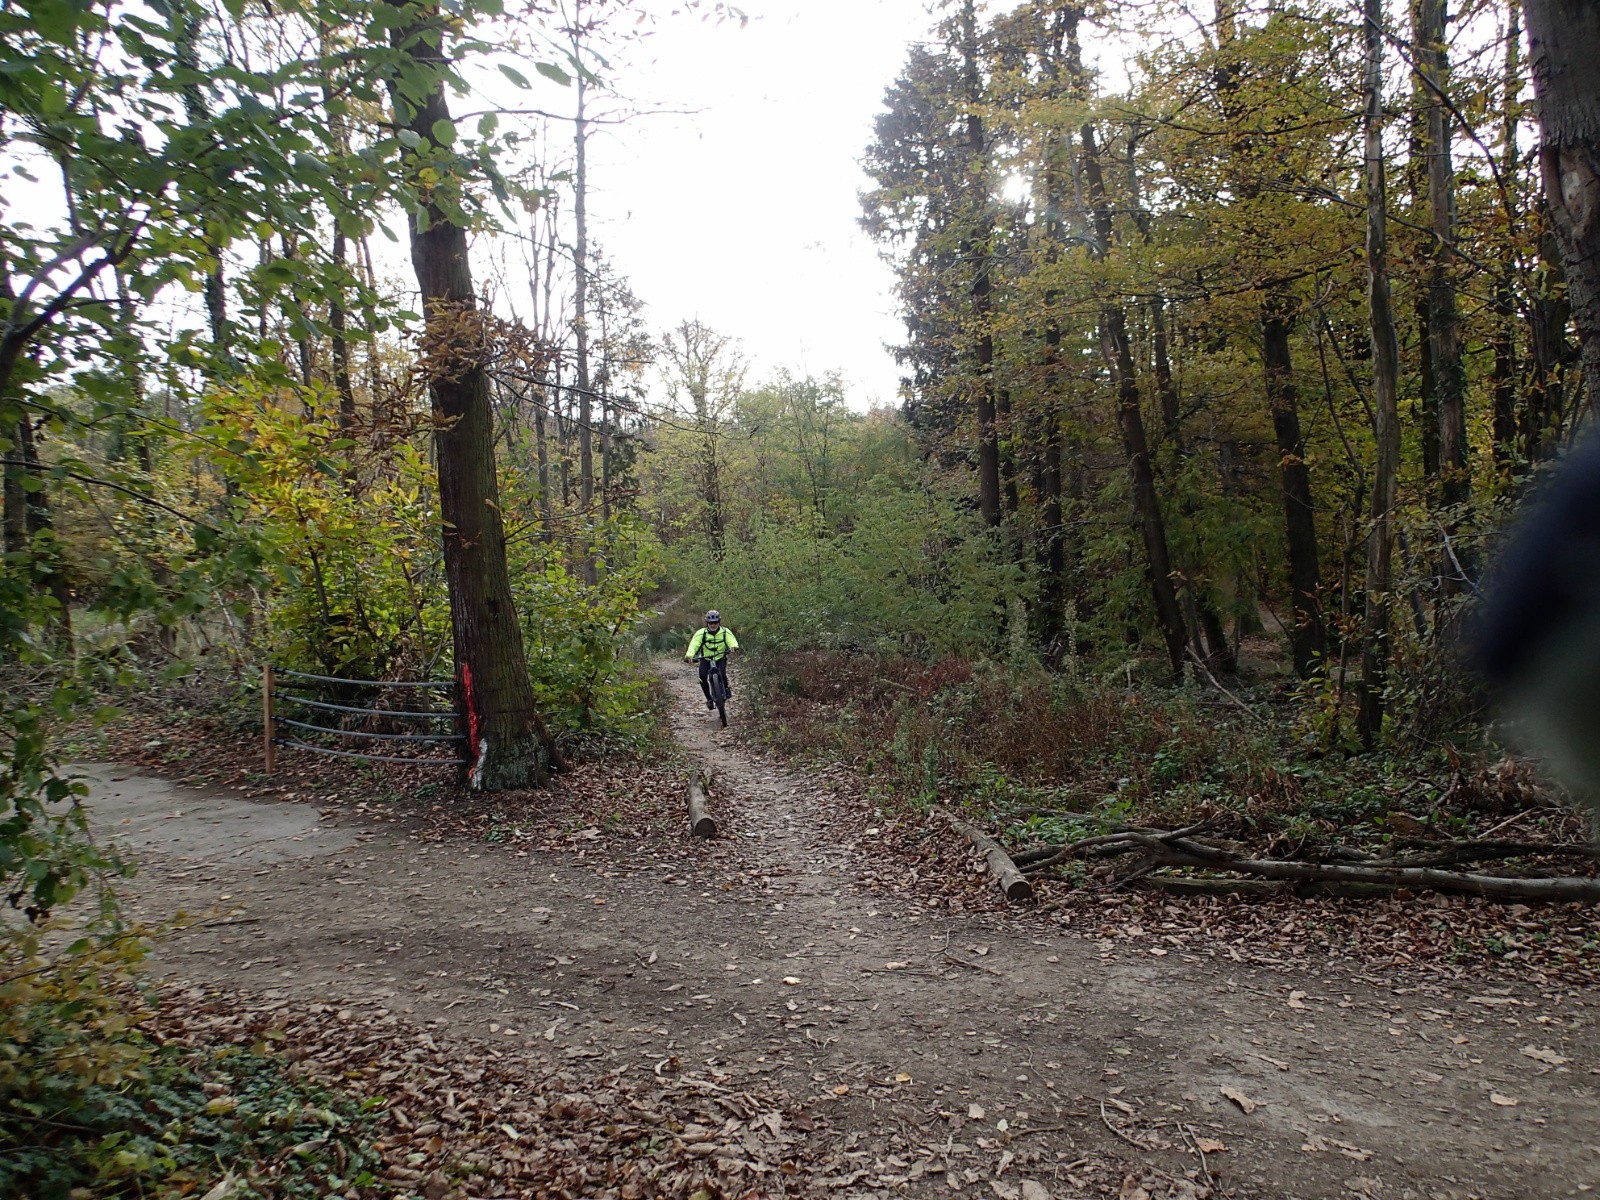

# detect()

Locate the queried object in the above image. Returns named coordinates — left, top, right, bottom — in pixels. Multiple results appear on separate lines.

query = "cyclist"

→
left=685, top=609, right=739, bottom=709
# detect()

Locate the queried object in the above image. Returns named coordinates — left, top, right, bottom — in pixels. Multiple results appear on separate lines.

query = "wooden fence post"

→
left=263, top=663, right=276, bottom=775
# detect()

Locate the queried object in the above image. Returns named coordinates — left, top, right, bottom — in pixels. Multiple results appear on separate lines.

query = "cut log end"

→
left=687, top=773, right=717, bottom=839
left=939, top=806, right=1033, bottom=904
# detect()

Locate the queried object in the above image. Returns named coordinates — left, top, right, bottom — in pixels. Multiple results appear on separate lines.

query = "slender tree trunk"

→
left=281, top=232, right=314, bottom=391
left=533, top=383, right=553, bottom=539
left=175, top=8, right=230, bottom=358
left=959, top=0, right=1002, bottom=528
left=1034, top=6, right=1075, bottom=646
left=1525, top=0, right=1600, bottom=418
left=329, top=230, right=357, bottom=428
left=1358, top=0, right=1403, bottom=747
left=1523, top=218, right=1570, bottom=461
left=1080, top=122, right=1188, bottom=680
left=17, top=416, right=72, bottom=645
left=1492, top=5, right=1522, bottom=476
left=573, top=56, right=594, bottom=512
left=1213, top=0, right=1323, bottom=677
left=321, top=20, right=357, bottom=430
left=1261, top=296, right=1327, bottom=677
left=1418, top=0, right=1469, bottom=530
left=387, top=0, right=555, bottom=788
left=2, top=412, right=25, bottom=559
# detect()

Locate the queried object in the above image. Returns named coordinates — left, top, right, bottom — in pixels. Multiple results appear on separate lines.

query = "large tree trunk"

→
left=1358, top=0, right=1403, bottom=747
left=959, top=0, right=1002, bottom=528
left=1525, top=0, right=1600, bottom=417
left=387, top=0, right=555, bottom=788
left=1261, top=296, right=1327, bottom=677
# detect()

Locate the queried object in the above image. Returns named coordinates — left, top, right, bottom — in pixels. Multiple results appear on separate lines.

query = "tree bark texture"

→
left=687, top=773, right=716, bottom=839
left=1525, top=0, right=1600, bottom=419
left=1358, top=0, right=1403, bottom=747
left=388, top=0, right=553, bottom=788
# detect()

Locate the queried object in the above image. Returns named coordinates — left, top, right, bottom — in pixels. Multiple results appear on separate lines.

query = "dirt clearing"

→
left=81, top=662, right=1600, bottom=1199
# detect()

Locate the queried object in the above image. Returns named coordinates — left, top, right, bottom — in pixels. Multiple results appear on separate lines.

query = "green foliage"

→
left=512, top=523, right=659, bottom=741
left=669, top=488, right=1022, bottom=658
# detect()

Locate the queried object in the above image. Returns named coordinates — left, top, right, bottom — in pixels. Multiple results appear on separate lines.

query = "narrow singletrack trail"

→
left=83, top=664, right=1600, bottom=1199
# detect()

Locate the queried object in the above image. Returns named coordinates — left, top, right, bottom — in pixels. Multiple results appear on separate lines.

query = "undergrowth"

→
left=745, top=649, right=1577, bottom=853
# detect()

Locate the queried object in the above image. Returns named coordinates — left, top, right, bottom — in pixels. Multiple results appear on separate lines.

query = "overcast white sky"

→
left=577, top=0, right=945, bottom=408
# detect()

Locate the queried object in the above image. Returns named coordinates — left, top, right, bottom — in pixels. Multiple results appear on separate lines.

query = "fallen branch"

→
left=1131, top=843, right=1600, bottom=901
left=937, top=807, right=1032, bottom=903
left=687, top=773, right=716, bottom=839
left=1019, top=820, right=1219, bottom=875
left=1378, top=838, right=1600, bottom=870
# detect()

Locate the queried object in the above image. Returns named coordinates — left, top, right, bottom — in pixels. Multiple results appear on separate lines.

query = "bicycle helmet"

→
left=705, top=610, right=721, bottom=624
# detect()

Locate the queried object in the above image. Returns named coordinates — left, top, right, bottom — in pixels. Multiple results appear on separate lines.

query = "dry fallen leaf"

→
left=969, top=1103, right=986, bottom=1119
left=781, top=976, right=800, bottom=985
left=1020, top=1181, right=1050, bottom=1200
left=1194, top=1136, right=1227, bottom=1154
left=1220, top=1085, right=1259, bottom=1114
left=1489, top=1092, right=1519, bottom=1107
left=1287, top=990, right=1308, bottom=1010
left=1520, top=1045, right=1569, bottom=1066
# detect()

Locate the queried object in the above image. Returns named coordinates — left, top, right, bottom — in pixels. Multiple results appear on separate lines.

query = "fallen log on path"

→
left=687, top=773, right=717, bottom=839
left=938, top=807, right=1032, bottom=903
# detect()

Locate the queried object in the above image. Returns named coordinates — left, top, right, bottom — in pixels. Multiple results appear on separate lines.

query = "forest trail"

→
left=81, top=668, right=1600, bottom=1200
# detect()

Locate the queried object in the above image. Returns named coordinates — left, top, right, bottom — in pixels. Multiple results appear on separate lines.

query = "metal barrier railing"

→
left=262, top=665, right=466, bottom=771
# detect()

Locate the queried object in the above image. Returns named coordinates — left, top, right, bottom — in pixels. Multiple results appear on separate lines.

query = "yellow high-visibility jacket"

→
left=685, top=626, right=739, bottom=662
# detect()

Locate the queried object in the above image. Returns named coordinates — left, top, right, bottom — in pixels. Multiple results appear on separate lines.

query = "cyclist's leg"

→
left=719, top=658, right=732, bottom=697
left=698, top=658, right=714, bottom=707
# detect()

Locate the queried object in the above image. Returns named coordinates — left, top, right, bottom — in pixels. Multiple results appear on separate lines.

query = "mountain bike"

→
left=695, top=654, right=730, bottom=728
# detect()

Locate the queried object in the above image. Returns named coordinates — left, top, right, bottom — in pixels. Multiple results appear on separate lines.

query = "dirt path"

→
left=84, top=662, right=1600, bottom=1200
